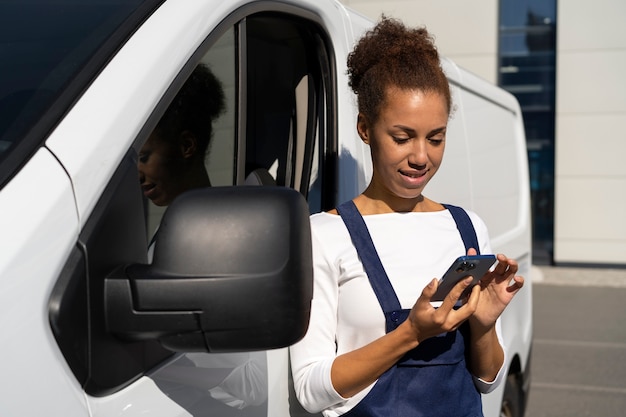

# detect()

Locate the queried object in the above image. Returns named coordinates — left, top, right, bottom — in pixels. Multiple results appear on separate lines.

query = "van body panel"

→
left=0, top=149, right=87, bottom=416
left=87, top=375, right=192, bottom=416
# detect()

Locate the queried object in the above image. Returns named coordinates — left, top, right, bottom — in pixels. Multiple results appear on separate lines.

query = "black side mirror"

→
left=105, top=186, right=313, bottom=352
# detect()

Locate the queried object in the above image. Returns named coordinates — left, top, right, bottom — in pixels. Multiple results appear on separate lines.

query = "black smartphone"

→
left=430, top=255, right=497, bottom=302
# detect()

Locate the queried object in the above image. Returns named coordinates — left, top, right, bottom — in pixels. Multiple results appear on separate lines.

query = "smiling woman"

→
left=289, top=17, right=525, bottom=417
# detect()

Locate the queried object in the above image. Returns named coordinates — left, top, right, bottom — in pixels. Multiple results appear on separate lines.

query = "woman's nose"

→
left=408, top=140, right=428, bottom=167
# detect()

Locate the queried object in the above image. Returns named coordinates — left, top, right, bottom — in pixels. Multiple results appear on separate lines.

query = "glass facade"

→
left=498, top=0, right=557, bottom=264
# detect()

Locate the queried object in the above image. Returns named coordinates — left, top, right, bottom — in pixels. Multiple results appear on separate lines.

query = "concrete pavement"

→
left=532, top=265, right=626, bottom=288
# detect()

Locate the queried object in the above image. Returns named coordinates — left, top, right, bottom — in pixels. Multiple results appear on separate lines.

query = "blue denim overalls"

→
left=336, top=201, right=483, bottom=417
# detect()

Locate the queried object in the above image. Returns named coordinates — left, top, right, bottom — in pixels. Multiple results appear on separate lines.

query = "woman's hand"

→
left=467, top=249, right=524, bottom=330
left=461, top=249, right=523, bottom=381
left=405, top=274, right=480, bottom=343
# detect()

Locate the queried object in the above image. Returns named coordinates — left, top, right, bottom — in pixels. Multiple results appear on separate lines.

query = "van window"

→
left=244, top=14, right=327, bottom=206
left=143, top=12, right=334, bottom=235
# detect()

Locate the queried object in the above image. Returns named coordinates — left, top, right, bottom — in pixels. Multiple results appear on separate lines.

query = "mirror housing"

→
left=105, top=186, right=313, bottom=352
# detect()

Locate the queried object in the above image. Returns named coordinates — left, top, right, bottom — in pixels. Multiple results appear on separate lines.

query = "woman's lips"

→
left=402, top=170, right=426, bottom=178
left=400, top=169, right=428, bottom=186
left=142, top=183, right=157, bottom=199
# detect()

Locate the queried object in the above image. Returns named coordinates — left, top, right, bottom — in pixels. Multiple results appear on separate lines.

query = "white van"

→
left=0, top=0, right=532, bottom=416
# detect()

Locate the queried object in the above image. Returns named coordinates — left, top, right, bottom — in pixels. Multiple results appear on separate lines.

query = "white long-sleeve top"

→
left=290, top=209, right=506, bottom=416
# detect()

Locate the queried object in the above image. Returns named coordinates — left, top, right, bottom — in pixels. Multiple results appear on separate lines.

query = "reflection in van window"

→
left=138, top=64, right=226, bottom=208
left=151, top=352, right=268, bottom=417
left=142, top=27, right=237, bottom=239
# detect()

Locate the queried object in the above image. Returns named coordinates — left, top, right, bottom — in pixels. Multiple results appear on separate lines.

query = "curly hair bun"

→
left=347, top=16, right=451, bottom=120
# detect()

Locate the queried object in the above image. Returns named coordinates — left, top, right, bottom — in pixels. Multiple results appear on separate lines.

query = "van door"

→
left=48, top=5, right=336, bottom=417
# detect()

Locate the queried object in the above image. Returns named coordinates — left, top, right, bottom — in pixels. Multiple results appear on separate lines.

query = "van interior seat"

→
left=244, top=167, right=276, bottom=186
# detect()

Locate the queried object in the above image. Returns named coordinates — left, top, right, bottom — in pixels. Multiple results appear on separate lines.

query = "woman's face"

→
left=137, top=131, right=188, bottom=206
left=358, top=88, right=449, bottom=202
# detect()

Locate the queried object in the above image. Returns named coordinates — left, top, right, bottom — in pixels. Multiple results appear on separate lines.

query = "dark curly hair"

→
left=347, top=17, right=451, bottom=122
left=156, top=63, right=226, bottom=156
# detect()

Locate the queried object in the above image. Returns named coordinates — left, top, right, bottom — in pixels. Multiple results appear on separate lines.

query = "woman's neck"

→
left=355, top=189, right=443, bottom=215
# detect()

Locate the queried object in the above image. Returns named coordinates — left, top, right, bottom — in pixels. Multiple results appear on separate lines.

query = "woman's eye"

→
left=429, top=136, right=445, bottom=145
left=392, top=136, right=409, bottom=144
left=138, top=153, right=149, bottom=163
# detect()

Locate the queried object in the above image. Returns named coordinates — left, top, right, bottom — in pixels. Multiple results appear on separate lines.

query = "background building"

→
left=339, top=0, right=626, bottom=266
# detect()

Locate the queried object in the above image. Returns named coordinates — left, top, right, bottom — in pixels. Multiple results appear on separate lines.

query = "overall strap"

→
left=337, top=201, right=402, bottom=313
left=442, top=204, right=480, bottom=255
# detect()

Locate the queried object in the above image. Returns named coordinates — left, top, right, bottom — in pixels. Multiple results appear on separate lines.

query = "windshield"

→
left=0, top=0, right=161, bottom=187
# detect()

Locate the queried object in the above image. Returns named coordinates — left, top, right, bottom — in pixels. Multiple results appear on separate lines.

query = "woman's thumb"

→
left=421, top=278, right=438, bottom=299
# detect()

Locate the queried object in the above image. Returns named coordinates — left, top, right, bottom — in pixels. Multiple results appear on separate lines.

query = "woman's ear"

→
left=356, top=113, right=370, bottom=145
left=178, top=131, right=198, bottom=159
